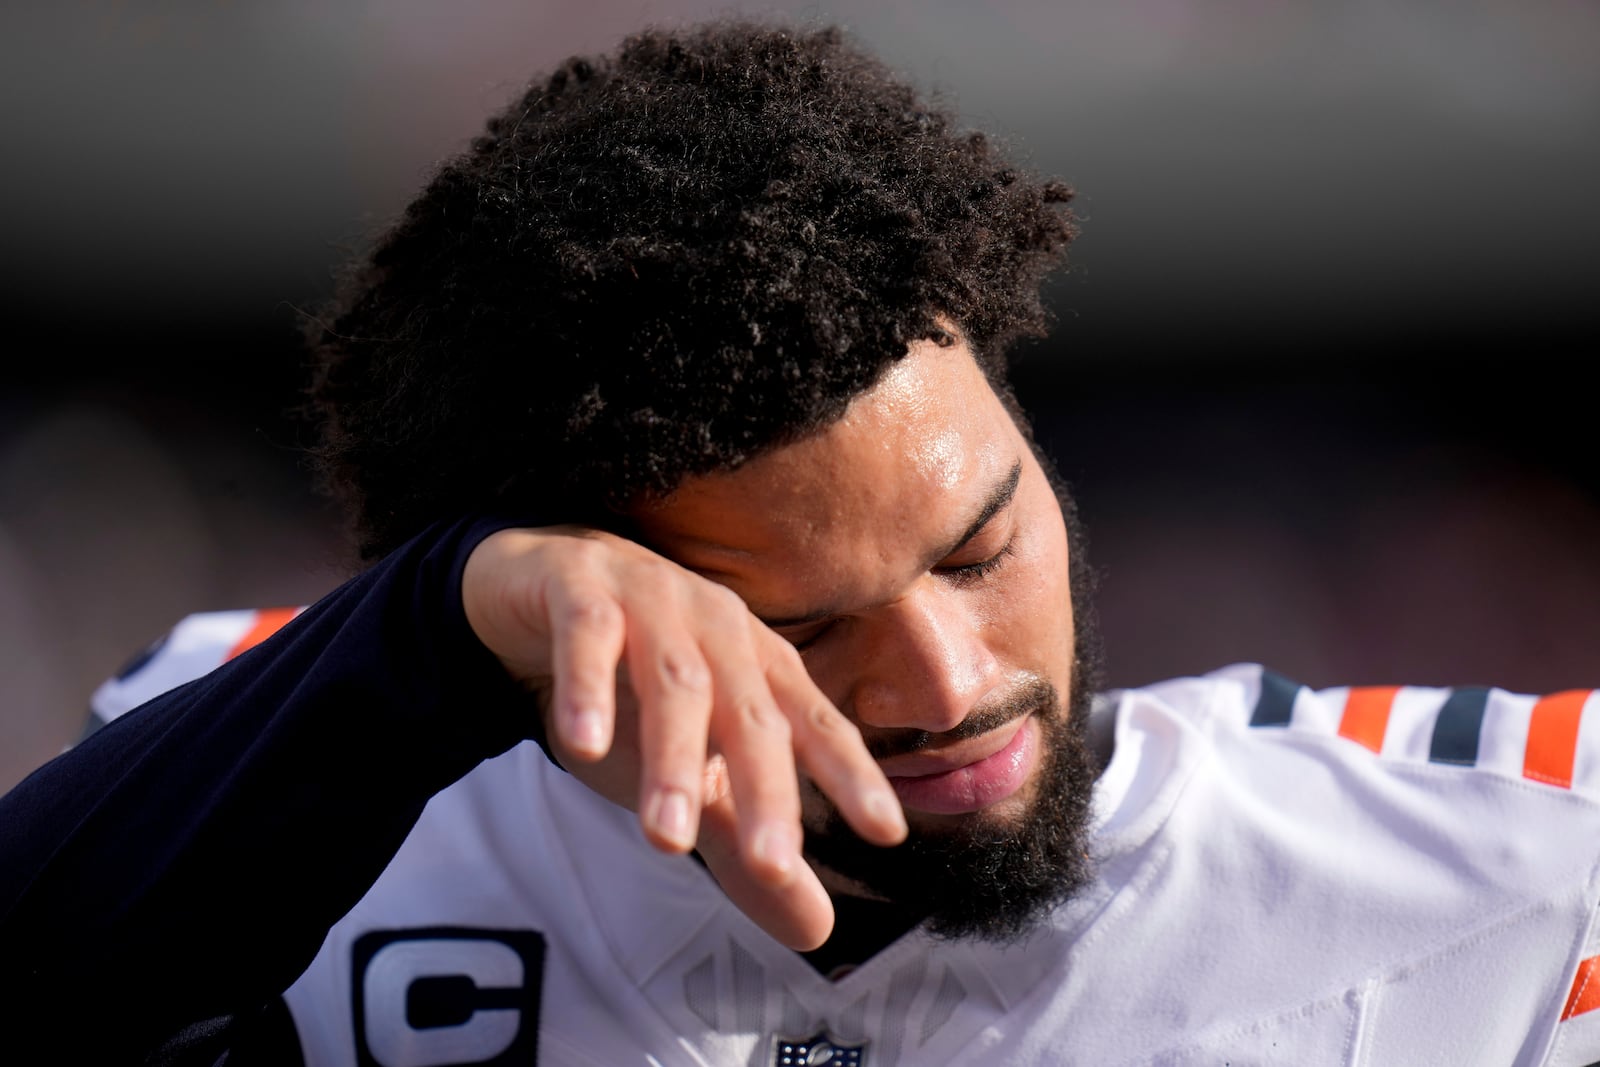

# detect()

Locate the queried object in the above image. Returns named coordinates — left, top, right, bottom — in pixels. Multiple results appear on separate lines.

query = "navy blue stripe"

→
left=113, top=632, right=168, bottom=681
left=1429, top=687, right=1490, bottom=766
left=1251, top=669, right=1301, bottom=727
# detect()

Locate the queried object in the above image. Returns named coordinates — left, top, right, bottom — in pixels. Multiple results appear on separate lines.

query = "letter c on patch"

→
left=352, top=927, right=545, bottom=1067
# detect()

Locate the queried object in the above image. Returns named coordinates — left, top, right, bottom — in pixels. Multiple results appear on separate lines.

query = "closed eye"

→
left=936, top=533, right=1017, bottom=587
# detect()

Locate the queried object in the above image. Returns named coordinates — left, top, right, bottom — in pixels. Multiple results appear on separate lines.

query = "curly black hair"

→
left=305, top=19, right=1076, bottom=559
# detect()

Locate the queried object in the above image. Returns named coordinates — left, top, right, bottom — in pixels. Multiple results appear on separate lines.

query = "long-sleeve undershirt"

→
left=0, top=515, right=534, bottom=1060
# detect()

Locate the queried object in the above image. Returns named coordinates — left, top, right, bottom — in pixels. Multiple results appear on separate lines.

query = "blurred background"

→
left=2, top=0, right=1596, bottom=793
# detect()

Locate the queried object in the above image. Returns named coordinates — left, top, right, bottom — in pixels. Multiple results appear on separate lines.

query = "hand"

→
left=461, top=526, right=907, bottom=949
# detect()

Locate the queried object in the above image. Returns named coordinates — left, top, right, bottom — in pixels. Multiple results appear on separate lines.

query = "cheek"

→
left=981, top=514, right=1074, bottom=665
left=789, top=635, right=855, bottom=713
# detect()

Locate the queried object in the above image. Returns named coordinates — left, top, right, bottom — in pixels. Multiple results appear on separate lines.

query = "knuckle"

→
left=560, top=593, right=621, bottom=632
left=799, top=700, right=853, bottom=739
left=707, top=582, right=749, bottom=618
left=554, top=536, right=608, bottom=573
left=695, top=582, right=752, bottom=633
left=622, top=561, right=675, bottom=602
left=730, top=695, right=791, bottom=740
left=655, top=648, right=711, bottom=695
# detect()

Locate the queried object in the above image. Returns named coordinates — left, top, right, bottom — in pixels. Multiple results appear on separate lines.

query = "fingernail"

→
left=752, top=823, right=796, bottom=876
left=649, top=788, right=694, bottom=849
left=568, top=708, right=605, bottom=753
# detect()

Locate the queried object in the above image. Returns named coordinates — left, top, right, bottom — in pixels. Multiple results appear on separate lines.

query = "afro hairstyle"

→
left=305, top=19, right=1076, bottom=559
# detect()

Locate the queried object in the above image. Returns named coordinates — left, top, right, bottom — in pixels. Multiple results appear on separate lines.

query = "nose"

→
left=846, top=580, right=1003, bottom=734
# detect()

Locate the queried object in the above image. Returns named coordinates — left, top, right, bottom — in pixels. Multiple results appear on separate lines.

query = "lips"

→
left=882, top=715, right=1038, bottom=816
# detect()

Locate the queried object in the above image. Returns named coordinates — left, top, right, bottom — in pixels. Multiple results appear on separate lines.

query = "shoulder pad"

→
left=88, top=607, right=303, bottom=725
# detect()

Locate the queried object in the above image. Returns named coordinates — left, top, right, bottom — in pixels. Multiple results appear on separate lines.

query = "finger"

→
left=701, top=606, right=805, bottom=888
left=542, top=557, right=627, bottom=761
left=624, top=575, right=715, bottom=854
left=697, top=798, right=835, bottom=950
left=763, top=636, right=907, bottom=846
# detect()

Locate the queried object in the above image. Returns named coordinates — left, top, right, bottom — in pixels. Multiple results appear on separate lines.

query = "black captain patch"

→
left=352, top=927, right=545, bottom=1066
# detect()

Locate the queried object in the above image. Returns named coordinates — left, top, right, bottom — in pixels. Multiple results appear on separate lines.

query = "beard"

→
left=802, top=671, right=1100, bottom=943
left=803, top=482, right=1106, bottom=944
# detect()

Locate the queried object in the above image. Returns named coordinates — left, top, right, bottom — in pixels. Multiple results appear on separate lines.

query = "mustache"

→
left=862, top=676, right=1059, bottom=761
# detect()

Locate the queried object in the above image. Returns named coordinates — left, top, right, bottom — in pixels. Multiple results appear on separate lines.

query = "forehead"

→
left=630, top=340, right=1019, bottom=605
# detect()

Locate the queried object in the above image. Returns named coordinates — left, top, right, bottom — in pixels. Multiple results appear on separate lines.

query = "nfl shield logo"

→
left=769, top=1029, right=867, bottom=1066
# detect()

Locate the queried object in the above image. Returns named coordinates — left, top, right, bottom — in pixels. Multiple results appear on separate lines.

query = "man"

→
left=3, top=20, right=1599, bottom=1066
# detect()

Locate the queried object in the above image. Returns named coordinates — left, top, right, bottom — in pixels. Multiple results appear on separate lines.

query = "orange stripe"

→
left=1338, top=686, right=1399, bottom=754
left=1562, top=955, right=1600, bottom=1020
left=224, top=607, right=299, bottom=661
left=1525, top=690, right=1592, bottom=789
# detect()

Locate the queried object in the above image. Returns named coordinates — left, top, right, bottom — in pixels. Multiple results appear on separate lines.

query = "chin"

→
left=805, top=678, right=1101, bottom=944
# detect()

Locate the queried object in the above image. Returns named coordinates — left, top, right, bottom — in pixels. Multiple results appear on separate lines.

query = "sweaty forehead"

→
left=859, top=354, right=973, bottom=491
left=629, top=341, right=1016, bottom=599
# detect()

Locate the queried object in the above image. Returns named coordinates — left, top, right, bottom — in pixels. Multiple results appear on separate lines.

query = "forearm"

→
left=0, top=514, right=535, bottom=1055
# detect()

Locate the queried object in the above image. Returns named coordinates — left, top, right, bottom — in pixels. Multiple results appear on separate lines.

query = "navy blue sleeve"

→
left=0, top=515, right=539, bottom=1060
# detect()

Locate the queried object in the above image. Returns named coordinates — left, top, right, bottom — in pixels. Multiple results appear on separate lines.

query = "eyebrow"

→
left=759, top=459, right=1024, bottom=629
left=936, top=459, right=1023, bottom=568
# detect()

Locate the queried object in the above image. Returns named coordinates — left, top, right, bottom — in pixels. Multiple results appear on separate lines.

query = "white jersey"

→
left=95, top=616, right=1600, bottom=1066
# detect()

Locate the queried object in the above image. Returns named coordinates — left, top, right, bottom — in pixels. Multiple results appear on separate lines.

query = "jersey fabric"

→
left=94, top=644, right=1600, bottom=1066
left=81, top=633, right=1600, bottom=1065
left=86, top=606, right=304, bottom=732
left=6, top=515, right=1600, bottom=1064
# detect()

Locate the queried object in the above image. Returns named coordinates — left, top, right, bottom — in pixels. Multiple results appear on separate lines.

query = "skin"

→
left=462, top=335, right=1078, bottom=949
